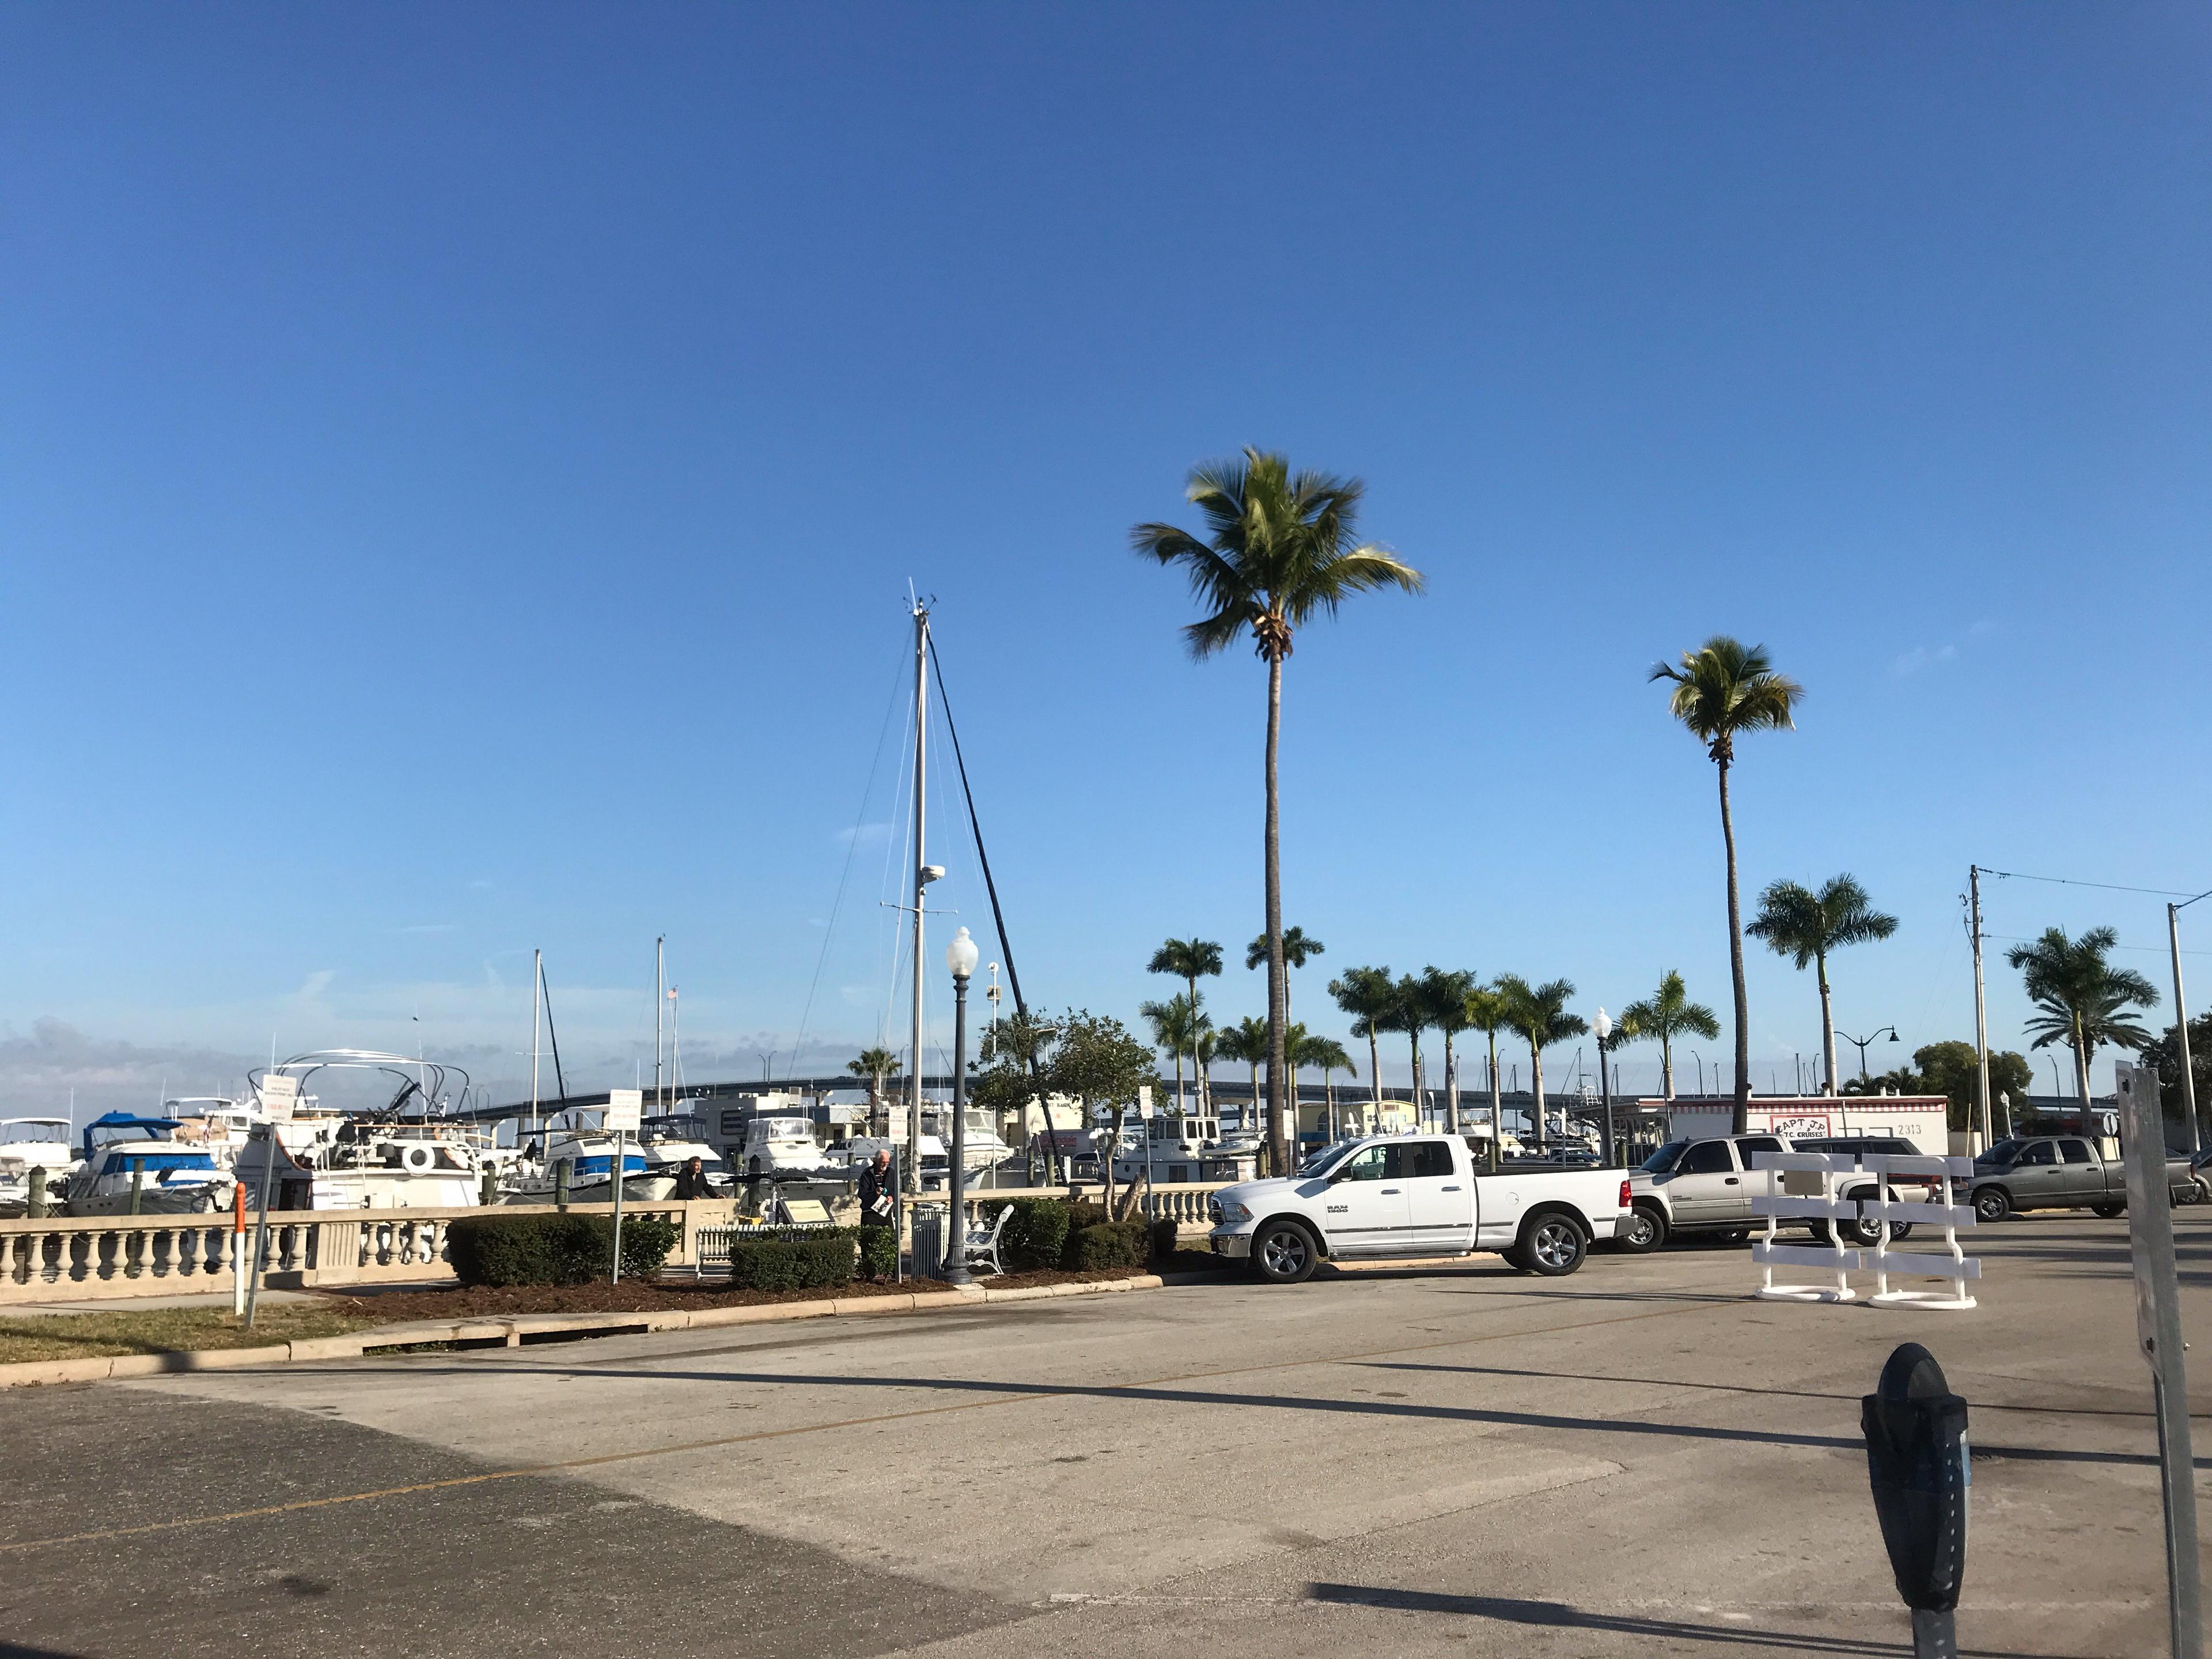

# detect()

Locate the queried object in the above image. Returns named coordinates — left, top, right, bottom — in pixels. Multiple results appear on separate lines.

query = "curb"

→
left=0, top=1272, right=1184, bottom=1391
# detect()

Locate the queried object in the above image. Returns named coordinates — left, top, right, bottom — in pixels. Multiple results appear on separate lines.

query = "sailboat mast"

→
left=654, top=935, right=666, bottom=1113
left=529, top=949, right=543, bottom=1134
left=908, top=600, right=930, bottom=1192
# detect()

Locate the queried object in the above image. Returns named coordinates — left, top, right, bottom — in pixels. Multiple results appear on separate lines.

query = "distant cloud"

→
left=1892, top=643, right=1958, bottom=676
left=836, top=822, right=892, bottom=849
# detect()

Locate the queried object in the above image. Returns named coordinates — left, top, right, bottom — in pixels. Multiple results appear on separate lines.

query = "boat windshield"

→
left=1640, top=1141, right=1690, bottom=1175
left=1, top=1120, right=73, bottom=1145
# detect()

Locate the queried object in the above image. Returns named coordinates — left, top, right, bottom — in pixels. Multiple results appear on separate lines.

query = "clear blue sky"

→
left=3, top=3, right=2208, bottom=1113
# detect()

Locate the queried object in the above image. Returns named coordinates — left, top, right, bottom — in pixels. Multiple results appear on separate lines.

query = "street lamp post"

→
left=941, top=927, right=980, bottom=1287
left=1593, top=1009, right=1616, bottom=1167
left=1839, top=1025, right=1902, bottom=1084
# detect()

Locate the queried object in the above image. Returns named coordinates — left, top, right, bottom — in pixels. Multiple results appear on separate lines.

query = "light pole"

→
left=1593, top=1009, right=1616, bottom=1167
left=941, top=927, right=979, bottom=1286
left=1691, top=1051, right=1706, bottom=1099
left=1838, top=1025, right=1901, bottom=1084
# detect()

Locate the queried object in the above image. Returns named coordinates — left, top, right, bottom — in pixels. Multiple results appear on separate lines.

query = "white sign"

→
left=260, top=1075, right=300, bottom=1123
left=1137, top=1086, right=1153, bottom=1120
left=604, top=1088, right=642, bottom=1133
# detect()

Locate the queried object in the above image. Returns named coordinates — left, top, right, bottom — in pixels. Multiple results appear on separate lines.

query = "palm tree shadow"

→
left=1303, top=1585, right=2095, bottom=1658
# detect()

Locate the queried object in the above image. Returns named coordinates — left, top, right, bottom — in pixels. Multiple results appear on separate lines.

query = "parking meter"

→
left=1862, top=1342, right=1970, bottom=1658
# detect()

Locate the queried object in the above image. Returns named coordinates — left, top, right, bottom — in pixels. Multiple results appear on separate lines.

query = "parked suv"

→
left=1615, top=1133, right=1938, bottom=1252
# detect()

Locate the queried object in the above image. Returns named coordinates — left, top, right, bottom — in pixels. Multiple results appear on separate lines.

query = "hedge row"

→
left=992, top=1199, right=1162, bottom=1271
left=448, top=1213, right=679, bottom=1287
left=726, top=1234, right=858, bottom=1291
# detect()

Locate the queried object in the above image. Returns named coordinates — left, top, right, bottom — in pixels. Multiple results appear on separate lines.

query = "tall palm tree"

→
left=1138, top=994, right=1209, bottom=1127
left=848, top=1047, right=902, bottom=1134
left=1616, top=970, right=1719, bottom=1101
left=1387, top=973, right=1429, bottom=1128
left=1650, top=637, right=1803, bottom=1134
left=2005, top=926, right=2159, bottom=1111
left=1135, top=450, right=1423, bottom=1178
left=1296, top=1033, right=1355, bottom=1141
left=1420, top=967, right=1477, bottom=1134
left=1462, top=983, right=1511, bottom=1159
left=1281, top=1021, right=1310, bottom=1159
left=1328, top=964, right=1396, bottom=1140
left=1745, top=875, right=1898, bottom=1096
left=1147, top=938, right=1224, bottom=1113
left=1497, top=975, right=1588, bottom=1152
left=1247, top=926, right=1324, bottom=1025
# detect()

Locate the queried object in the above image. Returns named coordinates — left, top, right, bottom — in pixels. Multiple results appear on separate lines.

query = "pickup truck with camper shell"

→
left=1206, top=1132, right=1631, bottom=1282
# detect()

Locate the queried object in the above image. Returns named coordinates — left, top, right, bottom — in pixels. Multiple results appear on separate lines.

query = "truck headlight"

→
left=1218, top=1201, right=1251, bottom=1224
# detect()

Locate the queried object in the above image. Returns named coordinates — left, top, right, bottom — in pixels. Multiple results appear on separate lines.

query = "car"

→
left=1615, top=1133, right=1944, bottom=1252
left=1206, top=1131, right=1631, bottom=1282
left=1970, top=1135, right=2199, bottom=1220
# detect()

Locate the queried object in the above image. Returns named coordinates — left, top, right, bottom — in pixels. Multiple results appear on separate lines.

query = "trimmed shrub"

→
left=726, top=1234, right=858, bottom=1292
left=1066, top=1219, right=1149, bottom=1271
left=1001, top=1199, right=1074, bottom=1270
left=858, top=1225, right=897, bottom=1282
left=448, top=1213, right=677, bottom=1287
left=1147, top=1217, right=1179, bottom=1267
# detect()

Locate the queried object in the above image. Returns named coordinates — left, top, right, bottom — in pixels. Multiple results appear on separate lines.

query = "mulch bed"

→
left=311, top=1264, right=1199, bottom=1323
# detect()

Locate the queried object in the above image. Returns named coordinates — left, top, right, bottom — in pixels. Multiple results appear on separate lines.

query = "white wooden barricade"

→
left=1748, top=1150, right=1979, bottom=1310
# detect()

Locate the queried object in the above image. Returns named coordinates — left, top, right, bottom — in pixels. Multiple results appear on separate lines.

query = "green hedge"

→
left=1147, top=1217, right=1179, bottom=1266
left=858, top=1225, right=897, bottom=1281
left=1001, top=1199, right=1074, bottom=1270
left=726, top=1234, right=858, bottom=1292
left=1067, top=1219, right=1150, bottom=1270
left=448, top=1213, right=679, bottom=1287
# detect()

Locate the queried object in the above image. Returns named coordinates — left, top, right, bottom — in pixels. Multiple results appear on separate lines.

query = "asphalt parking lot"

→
left=3, top=1213, right=2206, bottom=1658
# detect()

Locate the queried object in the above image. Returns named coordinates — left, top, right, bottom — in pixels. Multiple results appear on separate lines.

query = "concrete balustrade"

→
left=0, top=1200, right=738, bottom=1304
left=942, top=1182, right=1228, bottom=1236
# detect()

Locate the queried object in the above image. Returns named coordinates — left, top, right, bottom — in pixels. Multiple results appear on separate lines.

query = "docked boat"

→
left=919, top=1106, right=1017, bottom=1177
left=504, top=1130, right=677, bottom=1205
left=734, top=1115, right=842, bottom=1181
left=61, top=1115, right=236, bottom=1215
left=639, top=1113, right=736, bottom=1194
left=234, top=1118, right=491, bottom=1209
left=1109, top=1112, right=1253, bottom=1184
left=0, top=1118, right=81, bottom=1215
left=829, top=1132, right=952, bottom=1190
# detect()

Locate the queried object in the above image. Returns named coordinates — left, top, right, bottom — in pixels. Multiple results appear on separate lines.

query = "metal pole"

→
left=243, top=1124, right=279, bottom=1328
left=231, top=1175, right=247, bottom=1317
left=609, top=1127, right=625, bottom=1286
left=2171, top=904, right=2201, bottom=1156
left=530, top=949, right=542, bottom=1134
left=944, top=971, right=972, bottom=1285
left=654, top=937, right=665, bottom=1116
left=1599, top=1036, right=1615, bottom=1166
left=908, top=602, right=929, bottom=1194
left=1971, top=867, right=1993, bottom=1149
left=2116, top=1060, right=2205, bottom=1659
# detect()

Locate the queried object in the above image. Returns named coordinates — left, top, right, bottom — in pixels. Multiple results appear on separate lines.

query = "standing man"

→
left=858, top=1148, right=896, bottom=1233
left=671, top=1156, right=715, bottom=1200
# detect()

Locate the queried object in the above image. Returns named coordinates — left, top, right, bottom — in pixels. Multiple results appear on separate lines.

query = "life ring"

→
left=399, top=1144, right=437, bottom=1173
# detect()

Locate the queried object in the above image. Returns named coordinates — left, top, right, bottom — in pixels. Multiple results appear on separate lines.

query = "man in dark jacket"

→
left=858, top=1149, right=896, bottom=1232
left=671, top=1156, right=715, bottom=1200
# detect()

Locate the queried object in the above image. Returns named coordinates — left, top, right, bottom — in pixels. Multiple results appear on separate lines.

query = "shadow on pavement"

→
left=1302, top=1584, right=2099, bottom=1658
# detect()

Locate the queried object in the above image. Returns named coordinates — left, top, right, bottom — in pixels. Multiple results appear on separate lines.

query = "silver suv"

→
left=1615, top=1133, right=1934, bottom=1252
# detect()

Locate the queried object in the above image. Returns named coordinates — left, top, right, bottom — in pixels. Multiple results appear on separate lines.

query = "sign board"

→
left=780, top=1198, right=834, bottom=1225
left=1137, top=1086, right=1154, bottom=1121
left=604, top=1088, right=642, bottom=1134
left=259, top=1075, right=300, bottom=1123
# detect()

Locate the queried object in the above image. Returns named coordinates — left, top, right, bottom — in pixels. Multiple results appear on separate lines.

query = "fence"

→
left=1748, top=1150, right=1979, bottom=1310
left=0, top=1200, right=732, bottom=1305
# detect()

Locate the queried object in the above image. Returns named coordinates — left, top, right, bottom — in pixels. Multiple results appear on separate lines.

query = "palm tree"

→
left=1135, top=450, right=1423, bottom=1179
left=1650, top=637, right=1804, bottom=1134
left=1745, top=876, right=1899, bottom=1097
left=1616, top=970, right=1719, bottom=1101
left=2005, top=927, right=2159, bottom=1112
left=1419, top=967, right=1477, bottom=1134
left=1328, top=965, right=1396, bottom=1138
left=1497, top=975, right=1588, bottom=1152
left=1387, top=973, right=1428, bottom=1128
left=1147, top=938, right=1224, bottom=1113
left=847, top=1046, right=902, bottom=1133
left=1247, top=926, right=1324, bottom=1024
left=1214, top=1015, right=1273, bottom=1163
left=1462, top=983, right=1511, bottom=1159
left=1296, top=1033, right=1355, bottom=1141
left=1139, top=994, right=1209, bottom=1127
left=1281, top=1021, right=1309, bottom=1158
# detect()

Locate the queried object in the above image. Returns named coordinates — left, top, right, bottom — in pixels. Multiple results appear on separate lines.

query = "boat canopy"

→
left=82, top=1114, right=183, bottom=1153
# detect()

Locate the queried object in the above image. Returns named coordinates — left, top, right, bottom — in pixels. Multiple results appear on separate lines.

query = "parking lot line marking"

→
left=6, top=1298, right=1711, bottom=1556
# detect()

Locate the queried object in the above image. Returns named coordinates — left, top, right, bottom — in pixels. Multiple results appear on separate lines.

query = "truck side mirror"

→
left=1862, top=1342, right=1969, bottom=1657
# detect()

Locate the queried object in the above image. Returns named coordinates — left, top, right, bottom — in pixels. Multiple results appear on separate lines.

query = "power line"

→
left=1980, top=867, right=2205, bottom=900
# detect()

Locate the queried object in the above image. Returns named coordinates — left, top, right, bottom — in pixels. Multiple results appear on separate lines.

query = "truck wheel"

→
left=1252, top=1220, right=1318, bottom=1285
left=1516, top=1213, right=1586, bottom=1277
left=2091, top=1200, right=2125, bottom=1218
left=1613, top=1205, right=1664, bottom=1253
left=1972, top=1187, right=2010, bottom=1224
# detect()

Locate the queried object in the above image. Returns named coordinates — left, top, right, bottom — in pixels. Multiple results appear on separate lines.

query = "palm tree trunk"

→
left=1409, top=1035, right=1423, bottom=1129
left=1817, top=949, right=1838, bottom=1099
left=2073, top=1015, right=2093, bottom=1130
left=1368, top=1028, right=1382, bottom=1138
left=1324, top=1067, right=1335, bottom=1140
left=1263, top=652, right=1289, bottom=1179
left=1488, top=1032, right=1503, bottom=1164
left=1718, top=756, right=1751, bottom=1134
left=1172, top=1050, right=1184, bottom=1126
left=1531, top=1043, right=1547, bottom=1149
left=1660, top=1033, right=1675, bottom=1101
left=1444, top=1031, right=1459, bottom=1134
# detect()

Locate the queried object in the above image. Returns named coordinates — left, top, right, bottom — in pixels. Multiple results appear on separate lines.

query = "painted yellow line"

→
left=2, top=1297, right=1709, bottom=1555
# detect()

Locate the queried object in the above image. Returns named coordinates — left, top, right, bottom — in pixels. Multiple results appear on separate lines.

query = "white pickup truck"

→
left=1206, top=1132, right=1631, bottom=1282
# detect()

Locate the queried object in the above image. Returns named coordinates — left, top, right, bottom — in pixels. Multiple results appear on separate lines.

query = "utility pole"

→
left=1971, top=866, right=1993, bottom=1149
left=908, top=599, right=931, bottom=1195
left=2172, top=897, right=2206, bottom=1156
